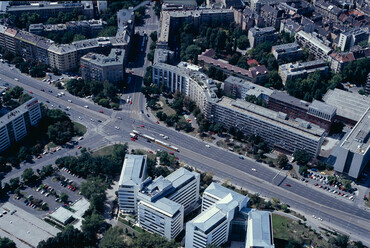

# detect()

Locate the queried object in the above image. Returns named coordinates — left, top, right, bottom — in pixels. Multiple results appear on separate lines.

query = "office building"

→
left=80, top=48, right=125, bottom=83
left=295, top=31, right=332, bottom=61
left=338, top=28, right=369, bottom=52
left=223, top=76, right=273, bottom=102
left=271, top=43, right=302, bottom=61
left=198, top=49, right=269, bottom=84
left=248, top=27, right=278, bottom=48
left=185, top=183, right=249, bottom=248
left=137, top=168, right=200, bottom=239
left=278, top=60, right=328, bottom=84
left=118, top=155, right=148, bottom=214
left=207, top=97, right=325, bottom=157
left=323, top=89, right=370, bottom=125
left=334, top=107, right=370, bottom=179
left=0, top=98, right=42, bottom=152
left=245, top=210, right=274, bottom=248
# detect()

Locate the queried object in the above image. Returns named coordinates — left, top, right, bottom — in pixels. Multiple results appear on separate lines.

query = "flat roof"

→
left=310, top=100, right=337, bottom=116
left=323, top=89, right=370, bottom=122
left=7, top=2, right=83, bottom=12
left=49, top=207, right=73, bottom=224
left=81, top=48, right=125, bottom=67
left=140, top=197, right=182, bottom=217
left=119, top=154, right=147, bottom=186
left=296, top=31, right=332, bottom=54
left=218, top=97, right=325, bottom=139
left=166, top=167, right=198, bottom=189
left=245, top=210, right=274, bottom=248
left=224, top=76, right=273, bottom=97
left=204, top=182, right=247, bottom=204
left=0, top=202, right=60, bottom=248
left=0, top=98, right=39, bottom=127
left=340, top=107, right=370, bottom=155
left=270, top=91, right=309, bottom=110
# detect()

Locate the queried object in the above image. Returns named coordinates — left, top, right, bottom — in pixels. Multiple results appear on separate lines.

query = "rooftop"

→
left=340, top=107, right=370, bottom=155
left=272, top=42, right=301, bottom=52
left=140, top=197, right=183, bottom=217
left=224, top=76, right=273, bottom=98
left=245, top=210, right=274, bottom=248
left=310, top=100, right=337, bottom=116
left=296, top=31, right=332, bottom=55
left=249, top=26, right=276, bottom=36
left=323, top=89, right=370, bottom=122
left=166, top=167, right=198, bottom=189
left=0, top=98, right=39, bottom=127
left=204, top=182, right=248, bottom=205
left=118, top=154, right=147, bottom=187
left=81, top=48, right=125, bottom=67
left=270, top=91, right=310, bottom=110
left=218, top=97, right=325, bottom=139
left=7, top=2, right=84, bottom=12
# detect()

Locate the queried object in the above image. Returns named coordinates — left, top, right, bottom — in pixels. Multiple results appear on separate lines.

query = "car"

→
left=37, top=155, right=42, bottom=159
left=205, top=144, right=210, bottom=148
left=169, top=152, right=174, bottom=155
left=160, top=134, right=165, bottom=137
left=36, top=187, right=41, bottom=192
left=115, top=126, right=120, bottom=130
left=319, top=185, right=322, bottom=188
left=45, top=193, right=50, bottom=197
left=72, top=187, right=76, bottom=191
left=29, top=91, right=33, bottom=94
left=10, top=210, right=16, bottom=215
left=251, top=168, right=256, bottom=172
left=148, top=150, right=153, bottom=154
left=285, top=184, right=291, bottom=187
left=140, top=125, right=145, bottom=128
left=129, top=70, right=133, bottom=73
left=77, top=146, right=82, bottom=149
left=314, top=183, right=319, bottom=186
left=117, top=117, right=122, bottom=120
left=78, top=137, right=83, bottom=140
left=141, top=110, right=144, bottom=114
left=99, top=110, right=104, bottom=113
left=239, top=155, right=244, bottom=159
left=131, top=138, right=136, bottom=141
left=84, top=105, right=89, bottom=108
left=41, top=89, right=45, bottom=92
left=14, top=78, right=18, bottom=81
left=156, top=121, right=159, bottom=124
left=176, top=157, right=179, bottom=160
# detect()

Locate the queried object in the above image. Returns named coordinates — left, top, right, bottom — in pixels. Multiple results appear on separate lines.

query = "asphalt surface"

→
left=0, top=3, right=369, bottom=245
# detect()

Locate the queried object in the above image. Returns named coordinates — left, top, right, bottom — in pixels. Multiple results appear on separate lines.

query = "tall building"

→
left=295, top=31, right=332, bottom=61
left=80, top=48, right=125, bottom=83
left=334, top=107, right=370, bottom=179
left=248, top=27, right=278, bottom=48
left=118, top=155, right=148, bottom=214
left=137, top=168, right=200, bottom=239
left=185, top=183, right=249, bottom=248
left=278, top=60, right=328, bottom=84
left=0, top=98, right=42, bottom=152
left=338, top=28, right=369, bottom=51
left=245, top=210, right=275, bottom=248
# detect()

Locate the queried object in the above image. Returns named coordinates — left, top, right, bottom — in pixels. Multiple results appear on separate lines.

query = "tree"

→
left=9, top=177, right=20, bottom=190
left=277, top=154, right=289, bottom=168
left=228, top=53, right=240, bottom=65
left=0, top=237, right=16, bottom=248
left=237, top=35, right=249, bottom=50
left=73, top=34, right=86, bottom=42
left=82, top=213, right=105, bottom=242
left=132, top=232, right=179, bottom=248
left=99, top=226, right=126, bottom=248
left=150, top=31, right=158, bottom=42
left=293, top=149, right=312, bottom=165
left=37, top=225, right=89, bottom=248
left=60, top=192, right=69, bottom=203
left=329, top=234, right=349, bottom=248
left=99, top=26, right=118, bottom=37
left=299, top=165, right=308, bottom=176
left=22, top=168, right=35, bottom=185
left=18, top=146, right=32, bottom=162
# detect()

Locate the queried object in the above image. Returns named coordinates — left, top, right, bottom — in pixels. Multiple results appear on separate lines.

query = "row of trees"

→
left=65, top=79, right=120, bottom=109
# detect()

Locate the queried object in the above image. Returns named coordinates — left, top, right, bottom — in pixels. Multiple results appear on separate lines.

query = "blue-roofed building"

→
left=245, top=210, right=274, bottom=248
left=118, top=155, right=147, bottom=214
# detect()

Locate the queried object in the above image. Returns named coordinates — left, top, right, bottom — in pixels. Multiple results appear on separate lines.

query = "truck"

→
left=130, top=133, right=137, bottom=139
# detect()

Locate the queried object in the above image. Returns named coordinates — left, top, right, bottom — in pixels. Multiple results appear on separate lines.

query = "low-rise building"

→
left=329, top=52, right=355, bottom=73
left=0, top=98, right=42, bottom=152
left=334, top=107, right=370, bottom=179
left=248, top=27, right=278, bottom=48
left=295, top=31, right=332, bottom=61
left=271, top=43, right=302, bottom=61
left=245, top=210, right=274, bottom=248
left=278, top=59, right=328, bottom=84
left=80, top=48, right=125, bottom=83
left=118, top=155, right=147, bottom=214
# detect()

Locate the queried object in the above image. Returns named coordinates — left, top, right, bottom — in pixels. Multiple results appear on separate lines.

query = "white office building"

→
left=245, top=210, right=275, bottom=248
left=138, top=168, right=200, bottom=239
left=0, top=98, right=41, bottom=152
left=118, top=155, right=147, bottom=214
left=186, top=183, right=249, bottom=248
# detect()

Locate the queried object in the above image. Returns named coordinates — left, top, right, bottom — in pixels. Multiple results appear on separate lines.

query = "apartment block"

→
left=278, top=59, right=328, bottom=84
left=271, top=43, right=302, bottom=61
left=338, top=28, right=369, bottom=52
left=260, top=5, right=284, bottom=30
left=295, top=31, right=332, bottom=61
left=329, top=52, right=355, bottom=73
left=80, top=48, right=125, bottom=83
left=137, top=168, right=200, bottom=239
left=118, top=155, right=147, bottom=214
left=207, top=97, right=325, bottom=157
left=0, top=98, right=42, bottom=152
left=245, top=210, right=274, bottom=248
left=223, top=76, right=273, bottom=102
left=248, top=27, right=278, bottom=48
left=186, top=183, right=249, bottom=248
left=334, top=107, right=370, bottom=179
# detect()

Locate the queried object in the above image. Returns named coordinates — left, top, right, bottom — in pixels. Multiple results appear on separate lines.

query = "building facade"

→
left=0, top=98, right=42, bottom=152
left=278, top=59, right=328, bottom=84
left=248, top=27, right=278, bottom=48
left=337, top=28, right=369, bottom=52
left=295, top=31, right=332, bottom=61
left=271, top=43, right=302, bottom=61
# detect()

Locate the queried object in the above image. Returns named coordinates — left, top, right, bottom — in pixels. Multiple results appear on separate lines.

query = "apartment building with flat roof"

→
left=208, top=97, right=326, bottom=156
left=278, top=59, right=328, bottom=84
left=0, top=98, right=42, bottom=152
left=271, top=42, right=302, bottom=61
left=118, top=155, right=147, bottom=214
left=295, top=31, right=332, bottom=61
left=334, top=107, right=370, bottom=178
left=248, top=27, right=278, bottom=48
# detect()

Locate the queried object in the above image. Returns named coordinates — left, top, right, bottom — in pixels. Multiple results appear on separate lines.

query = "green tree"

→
left=60, top=192, right=69, bottom=203
left=0, top=237, right=16, bottom=248
left=18, top=146, right=32, bottom=162
left=22, top=168, right=35, bottom=185
left=9, top=177, right=20, bottom=190
left=277, top=154, right=289, bottom=168
left=37, top=225, right=89, bottom=248
left=299, top=165, right=308, bottom=176
left=99, top=26, right=118, bottom=37
left=99, top=226, right=126, bottom=248
left=73, top=34, right=86, bottom=42
left=150, top=31, right=158, bottom=42
left=237, top=35, right=249, bottom=50
left=82, top=213, right=105, bottom=242
left=293, top=150, right=312, bottom=165
left=132, top=232, right=179, bottom=248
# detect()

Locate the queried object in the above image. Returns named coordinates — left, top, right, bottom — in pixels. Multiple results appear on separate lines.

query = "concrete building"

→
left=271, top=43, right=302, bottom=61
left=248, top=27, right=278, bottom=48
left=80, top=48, right=125, bottom=83
left=223, top=76, right=273, bottom=102
left=245, top=210, right=274, bottom=248
left=329, top=52, right=355, bottom=73
left=185, top=183, right=249, bottom=248
left=338, top=28, right=369, bottom=52
left=295, top=31, right=332, bottom=61
left=207, top=97, right=326, bottom=156
left=0, top=98, right=42, bottom=152
left=323, top=89, right=370, bottom=125
left=278, top=59, right=328, bottom=84
left=97, top=0, right=108, bottom=13
left=198, top=49, right=269, bottom=84
left=365, top=73, right=370, bottom=95
left=138, top=168, right=200, bottom=239
left=260, top=5, right=284, bottom=30
left=334, top=107, right=370, bottom=178
left=314, top=0, right=343, bottom=21
left=118, top=155, right=148, bottom=214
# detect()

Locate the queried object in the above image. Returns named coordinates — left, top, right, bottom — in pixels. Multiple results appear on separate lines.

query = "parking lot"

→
left=9, top=169, right=85, bottom=217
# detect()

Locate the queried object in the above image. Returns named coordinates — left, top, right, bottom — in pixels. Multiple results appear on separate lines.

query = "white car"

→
left=14, top=78, right=19, bottom=81
left=68, top=100, right=72, bottom=103
left=205, top=144, right=210, bottom=148
left=84, top=105, right=89, bottom=108
left=251, top=168, right=256, bottom=172
left=160, top=134, right=165, bottom=137
left=115, top=126, right=120, bottom=130
left=78, top=137, right=83, bottom=140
